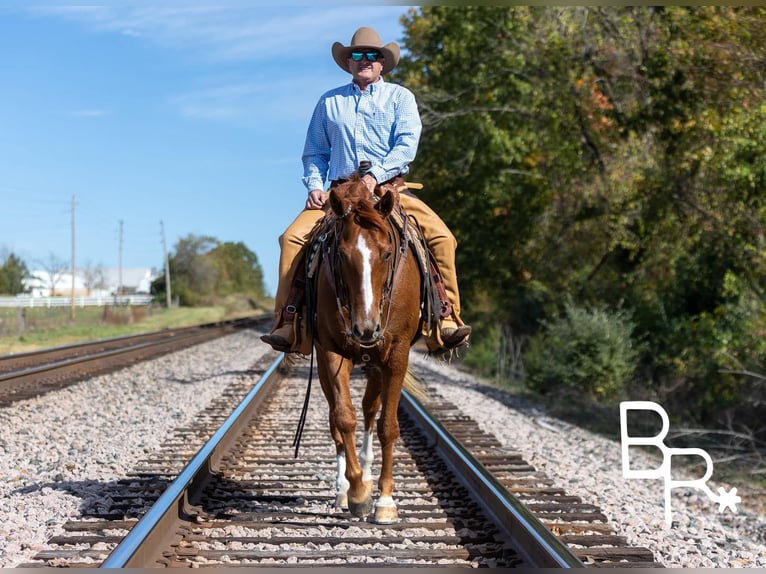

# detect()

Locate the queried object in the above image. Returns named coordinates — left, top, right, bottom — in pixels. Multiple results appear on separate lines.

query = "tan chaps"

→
left=274, top=192, right=462, bottom=319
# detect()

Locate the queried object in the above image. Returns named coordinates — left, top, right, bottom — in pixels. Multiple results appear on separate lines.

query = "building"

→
left=24, top=268, right=159, bottom=297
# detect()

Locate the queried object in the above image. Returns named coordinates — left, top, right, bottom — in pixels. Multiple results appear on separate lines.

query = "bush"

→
left=524, top=301, right=638, bottom=400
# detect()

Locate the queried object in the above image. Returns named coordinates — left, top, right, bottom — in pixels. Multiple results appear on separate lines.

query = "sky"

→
left=0, top=4, right=414, bottom=296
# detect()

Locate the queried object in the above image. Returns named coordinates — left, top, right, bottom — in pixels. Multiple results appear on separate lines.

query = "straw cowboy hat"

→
left=332, top=27, right=400, bottom=75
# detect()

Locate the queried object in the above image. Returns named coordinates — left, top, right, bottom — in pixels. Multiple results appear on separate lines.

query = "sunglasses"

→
left=350, top=50, right=381, bottom=62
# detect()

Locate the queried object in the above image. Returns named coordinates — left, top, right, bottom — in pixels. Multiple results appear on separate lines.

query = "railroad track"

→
left=0, top=316, right=265, bottom=406
left=19, top=347, right=661, bottom=568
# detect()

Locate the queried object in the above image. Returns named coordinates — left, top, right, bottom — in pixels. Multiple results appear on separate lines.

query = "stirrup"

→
left=440, top=319, right=471, bottom=349
left=260, top=325, right=295, bottom=353
left=260, top=306, right=297, bottom=352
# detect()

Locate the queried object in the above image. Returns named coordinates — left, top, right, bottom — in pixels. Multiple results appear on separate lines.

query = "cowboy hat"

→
left=332, top=27, right=400, bottom=75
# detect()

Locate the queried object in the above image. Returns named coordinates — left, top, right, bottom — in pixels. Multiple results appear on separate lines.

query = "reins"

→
left=291, top=189, right=409, bottom=458
left=292, top=229, right=324, bottom=459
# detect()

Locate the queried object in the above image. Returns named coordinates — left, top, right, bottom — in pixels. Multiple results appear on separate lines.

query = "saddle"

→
left=291, top=184, right=453, bottom=355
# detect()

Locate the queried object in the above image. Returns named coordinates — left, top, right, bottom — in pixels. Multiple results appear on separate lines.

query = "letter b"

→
left=620, top=401, right=670, bottom=479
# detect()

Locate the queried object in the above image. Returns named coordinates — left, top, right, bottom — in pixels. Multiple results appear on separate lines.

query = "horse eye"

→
left=383, top=250, right=392, bottom=261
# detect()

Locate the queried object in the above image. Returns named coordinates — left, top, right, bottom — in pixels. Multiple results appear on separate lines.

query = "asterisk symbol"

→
left=716, top=487, right=741, bottom=513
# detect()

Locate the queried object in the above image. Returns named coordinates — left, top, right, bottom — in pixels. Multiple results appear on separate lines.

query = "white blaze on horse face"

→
left=356, top=234, right=375, bottom=316
left=360, top=430, right=375, bottom=483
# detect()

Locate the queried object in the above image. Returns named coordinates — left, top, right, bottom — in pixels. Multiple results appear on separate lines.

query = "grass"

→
left=483, top=374, right=766, bottom=491
left=0, top=299, right=272, bottom=356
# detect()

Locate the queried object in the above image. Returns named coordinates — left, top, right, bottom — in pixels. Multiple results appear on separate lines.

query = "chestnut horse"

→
left=309, top=177, right=421, bottom=524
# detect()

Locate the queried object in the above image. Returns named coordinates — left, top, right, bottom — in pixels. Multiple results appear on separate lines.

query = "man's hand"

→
left=362, top=173, right=377, bottom=195
left=306, top=189, right=326, bottom=210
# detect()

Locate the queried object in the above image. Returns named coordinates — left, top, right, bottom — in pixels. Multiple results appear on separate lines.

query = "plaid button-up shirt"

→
left=302, top=78, right=422, bottom=192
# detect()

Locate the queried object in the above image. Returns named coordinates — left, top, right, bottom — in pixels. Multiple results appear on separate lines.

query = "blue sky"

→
left=0, top=5, right=413, bottom=295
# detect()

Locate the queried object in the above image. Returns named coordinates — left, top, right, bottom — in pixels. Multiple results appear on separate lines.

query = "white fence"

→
left=0, top=295, right=154, bottom=308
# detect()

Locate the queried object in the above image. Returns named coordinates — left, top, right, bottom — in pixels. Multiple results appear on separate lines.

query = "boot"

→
left=261, top=279, right=305, bottom=353
left=260, top=306, right=298, bottom=352
left=440, top=317, right=471, bottom=349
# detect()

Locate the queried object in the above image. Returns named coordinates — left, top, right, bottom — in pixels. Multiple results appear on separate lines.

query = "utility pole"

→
left=118, top=220, right=124, bottom=297
left=70, top=194, right=76, bottom=320
left=161, top=220, right=172, bottom=308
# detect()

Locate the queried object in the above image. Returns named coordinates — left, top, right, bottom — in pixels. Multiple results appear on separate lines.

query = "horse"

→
left=309, top=176, right=422, bottom=524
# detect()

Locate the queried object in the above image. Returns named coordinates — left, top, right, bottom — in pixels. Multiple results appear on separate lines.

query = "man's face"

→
left=348, top=50, right=384, bottom=86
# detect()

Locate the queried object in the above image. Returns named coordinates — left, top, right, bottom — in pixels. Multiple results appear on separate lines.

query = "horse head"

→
left=328, top=178, right=397, bottom=347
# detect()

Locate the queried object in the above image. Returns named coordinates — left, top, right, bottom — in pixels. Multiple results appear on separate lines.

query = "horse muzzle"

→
left=350, top=322, right=384, bottom=347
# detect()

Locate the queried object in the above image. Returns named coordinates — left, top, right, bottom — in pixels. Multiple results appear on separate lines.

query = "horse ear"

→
left=376, top=189, right=396, bottom=217
left=329, top=189, right=346, bottom=217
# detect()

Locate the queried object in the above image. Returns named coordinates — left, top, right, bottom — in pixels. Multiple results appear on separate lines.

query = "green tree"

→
left=209, top=241, right=266, bottom=299
left=525, top=301, right=639, bottom=400
left=152, top=234, right=266, bottom=307
left=396, top=7, right=766, bottom=439
left=0, top=251, right=30, bottom=295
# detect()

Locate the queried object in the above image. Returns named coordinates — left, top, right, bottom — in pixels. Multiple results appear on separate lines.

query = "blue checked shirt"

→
left=302, top=78, right=422, bottom=192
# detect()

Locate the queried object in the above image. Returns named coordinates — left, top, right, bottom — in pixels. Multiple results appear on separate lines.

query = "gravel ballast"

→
left=0, top=330, right=269, bottom=567
left=1, top=334, right=763, bottom=568
left=409, top=354, right=766, bottom=568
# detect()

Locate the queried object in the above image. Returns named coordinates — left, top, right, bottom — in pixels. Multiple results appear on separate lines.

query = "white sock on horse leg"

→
left=360, top=430, right=375, bottom=483
left=376, top=496, right=395, bottom=508
left=336, top=452, right=350, bottom=495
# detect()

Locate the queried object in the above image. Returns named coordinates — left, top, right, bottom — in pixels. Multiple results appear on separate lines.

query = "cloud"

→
left=171, top=83, right=259, bottom=122
left=27, top=6, right=410, bottom=63
left=26, top=5, right=412, bottom=127
left=169, top=77, right=319, bottom=127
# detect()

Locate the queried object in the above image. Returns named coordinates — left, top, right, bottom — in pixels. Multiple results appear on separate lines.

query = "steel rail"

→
left=1, top=330, right=184, bottom=363
left=0, top=340, right=165, bottom=383
left=0, top=315, right=264, bottom=367
left=400, top=387, right=585, bottom=568
left=0, top=317, right=266, bottom=404
left=100, top=353, right=285, bottom=568
left=101, top=355, right=582, bottom=567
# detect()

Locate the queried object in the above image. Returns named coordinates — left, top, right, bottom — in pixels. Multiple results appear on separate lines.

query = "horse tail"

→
left=403, top=367, right=428, bottom=403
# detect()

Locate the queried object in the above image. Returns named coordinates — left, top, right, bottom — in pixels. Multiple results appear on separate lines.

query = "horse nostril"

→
left=351, top=322, right=381, bottom=344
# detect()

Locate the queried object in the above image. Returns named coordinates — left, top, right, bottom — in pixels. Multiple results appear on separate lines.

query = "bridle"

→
left=323, top=194, right=409, bottom=350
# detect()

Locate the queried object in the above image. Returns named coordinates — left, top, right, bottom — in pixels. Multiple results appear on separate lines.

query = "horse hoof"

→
left=335, top=493, right=348, bottom=510
left=348, top=497, right=374, bottom=519
left=374, top=504, right=399, bottom=524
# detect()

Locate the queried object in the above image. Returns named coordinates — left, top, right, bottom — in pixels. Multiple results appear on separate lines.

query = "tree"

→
left=37, top=253, right=69, bottom=296
left=209, top=241, right=266, bottom=299
left=0, top=251, right=30, bottom=295
left=152, top=234, right=266, bottom=306
left=80, top=261, right=107, bottom=296
left=395, top=7, right=766, bottom=440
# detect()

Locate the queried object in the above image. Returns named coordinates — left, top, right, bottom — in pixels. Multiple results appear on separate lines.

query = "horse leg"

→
left=372, top=351, right=407, bottom=524
left=316, top=355, right=350, bottom=509
left=359, top=377, right=381, bottom=486
left=317, top=350, right=373, bottom=518
left=333, top=446, right=350, bottom=509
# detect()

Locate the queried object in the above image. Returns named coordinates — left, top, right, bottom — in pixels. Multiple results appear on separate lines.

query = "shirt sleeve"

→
left=369, top=86, right=422, bottom=184
left=301, top=97, right=331, bottom=192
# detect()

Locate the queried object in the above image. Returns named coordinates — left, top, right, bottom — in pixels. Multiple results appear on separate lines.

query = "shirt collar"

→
left=352, top=76, right=385, bottom=94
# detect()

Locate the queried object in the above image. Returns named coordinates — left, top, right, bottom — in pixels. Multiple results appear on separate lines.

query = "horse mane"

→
left=335, top=176, right=389, bottom=233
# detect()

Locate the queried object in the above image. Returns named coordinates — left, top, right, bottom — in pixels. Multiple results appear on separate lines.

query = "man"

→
left=261, top=26, right=471, bottom=353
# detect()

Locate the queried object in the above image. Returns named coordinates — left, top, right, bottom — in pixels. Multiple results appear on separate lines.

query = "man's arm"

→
left=302, top=97, right=331, bottom=193
left=368, top=87, right=422, bottom=184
